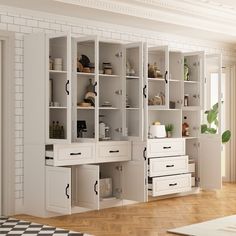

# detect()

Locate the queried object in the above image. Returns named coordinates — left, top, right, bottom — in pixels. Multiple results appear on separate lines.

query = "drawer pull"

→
left=169, top=183, right=177, bottom=187
left=143, top=147, right=147, bottom=161
left=109, top=150, right=119, bottom=153
left=65, top=184, right=70, bottom=199
left=163, top=146, right=171, bottom=149
left=166, top=164, right=174, bottom=168
left=70, top=152, right=82, bottom=156
left=94, top=180, right=98, bottom=195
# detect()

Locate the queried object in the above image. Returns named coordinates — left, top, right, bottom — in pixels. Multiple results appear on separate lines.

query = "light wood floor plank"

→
left=15, top=183, right=236, bottom=236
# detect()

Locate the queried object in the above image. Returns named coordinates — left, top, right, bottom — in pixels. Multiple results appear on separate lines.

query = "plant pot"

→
left=167, top=131, right=172, bottom=138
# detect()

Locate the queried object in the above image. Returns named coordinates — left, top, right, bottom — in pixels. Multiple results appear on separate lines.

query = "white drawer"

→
left=97, top=141, right=131, bottom=163
left=147, top=138, right=185, bottom=157
left=188, top=162, right=195, bottom=173
left=148, top=173, right=191, bottom=197
left=149, top=155, right=189, bottom=177
left=53, top=143, right=95, bottom=166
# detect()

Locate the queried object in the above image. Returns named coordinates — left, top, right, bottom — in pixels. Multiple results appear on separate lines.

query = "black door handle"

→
left=169, top=183, right=177, bottom=187
left=143, top=147, right=147, bottom=161
left=163, top=146, right=171, bottom=149
left=93, top=81, right=97, bottom=96
left=109, top=150, right=119, bottom=153
left=143, top=85, right=147, bottom=98
left=65, top=80, right=69, bottom=95
left=164, top=71, right=168, bottom=84
left=70, top=152, right=82, bottom=156
left=166, top=164, right=174, bottom=168
left=94, top=180, right=98, bottom=195
left=65, top=184, right=70, bottom=199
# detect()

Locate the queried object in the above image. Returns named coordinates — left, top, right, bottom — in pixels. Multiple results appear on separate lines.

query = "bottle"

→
left=184, top=58, right=190, bottom=81
left=60, top=126, right=65, bottom=139
left=55, top=121, right=60, bottom=139
left=52, top=121, right=56, bottom=138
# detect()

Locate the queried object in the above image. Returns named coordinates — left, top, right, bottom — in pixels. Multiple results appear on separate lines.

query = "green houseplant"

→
left=201, top=102, right=231, bottom=143
left=165, top=124, right=174, bottom=138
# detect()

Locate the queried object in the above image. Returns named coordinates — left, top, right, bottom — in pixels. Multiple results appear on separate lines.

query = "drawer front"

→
left=150, top=174, right=191, bottom=197
left=54, top=144, right=95, bottom=166
left=149, top=156, right=189, bottom=177
left=98, top=142, right=131, bottom=162
left=148, top=138, right=185, bottom=157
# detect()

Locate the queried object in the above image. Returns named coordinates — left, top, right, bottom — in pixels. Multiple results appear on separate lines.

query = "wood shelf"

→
left=184, top=80, right=199, bottom=84
left=77, top=72, right=95, bottom=76
left=49, top=106, right=67, bottom=109
left=49, top=70, right=67, bottom=74
left=77, top=107, right=95, bottom=110
left=99, top=74, right=120, bottom=78
left=126, top=75, right=139, bottom=80
left=148, top=77, right=164, bottom=81
left=99, top=107, right=120, bottom=110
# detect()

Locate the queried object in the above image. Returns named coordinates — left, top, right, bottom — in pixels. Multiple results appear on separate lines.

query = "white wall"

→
left=0, top=5, right=235, bottom=213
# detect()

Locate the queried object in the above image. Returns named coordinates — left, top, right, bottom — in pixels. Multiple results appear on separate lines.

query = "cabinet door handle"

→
left=65, top=80, right=69, bottom=95
left=163, top=146, right=171, bottom=149
left=93, top=81, right=97, bottom=96
left=70, top=152, right=81, bottom=156
left=65, top=184, right=70, bottom=199
left=169, top=183, right=177, bottom=187
left=143, top=147, right=147, bottom=161
left=164, top=71, right=168, bottom=84
left=143, top=85, right=147, bottom=98
left=109, top=150, right=119, bottom=153
left=94, top=180, right=98, bottom=195
left=166, top=164, right=174, bottom=168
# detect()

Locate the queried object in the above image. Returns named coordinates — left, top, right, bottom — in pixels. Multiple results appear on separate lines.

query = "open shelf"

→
left=77, top=72, right=95, bottom=77
left=148, top=77, right=164, bottom=81
left=126, top=76, right=139, bottom=80
left=99, top=107, right=120, bottom=110
left=49, top=70, right=67, bottom=74
left=99, top=74, right=120, bottom=78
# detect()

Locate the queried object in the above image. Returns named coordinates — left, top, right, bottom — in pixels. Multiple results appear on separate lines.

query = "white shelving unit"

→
left=24, top=33, right=222, bottom=218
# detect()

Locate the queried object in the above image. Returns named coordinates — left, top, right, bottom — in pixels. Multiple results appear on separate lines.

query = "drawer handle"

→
left=169, top=183, right=177, bottom=187
left=70, top=152, right=82, bottom=156
left=65, top=184, right=70, bottom=199
left=163, top=146, right=171, bottom=149
left=109, top=150, right=119, bottom=153
left=94, top=180, right=98, bottom=195
left=166, top=164, right=174, bottom=168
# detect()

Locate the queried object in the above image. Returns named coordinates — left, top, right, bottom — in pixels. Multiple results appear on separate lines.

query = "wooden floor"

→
left=16, top=183, right=236, bottom=236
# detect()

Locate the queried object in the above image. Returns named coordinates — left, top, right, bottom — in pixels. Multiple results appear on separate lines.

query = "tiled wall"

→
left=0, top=5, right=235, bottom=212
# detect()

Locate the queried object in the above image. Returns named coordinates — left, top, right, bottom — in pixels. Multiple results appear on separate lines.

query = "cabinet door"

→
left=200, top=54, right=222, bottom=190
left=72, top=36, right=98, bottom=142
left=147, top=45, right=169, bottom=110
left=122, top=160, right=147, bottom=202
left=46, top=33, right=72, bottom=144
left=46, top=166, right=71, bottom=214
left=75, top=165, right=99, bottom=209
left=123, top=42, right=144, bottom=140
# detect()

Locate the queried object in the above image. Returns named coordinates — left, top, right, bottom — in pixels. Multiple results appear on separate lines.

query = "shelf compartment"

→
left=126, top=109, right=140, bottom=137
left=169, top=80, right=182, bottom=109
left=184, top=55, right=200, bottom=82
left=182, top=110, right=200, bottom=138
left=148, top=109, right=182, bottom=138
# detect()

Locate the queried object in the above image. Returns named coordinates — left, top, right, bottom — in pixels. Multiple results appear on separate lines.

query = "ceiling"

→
left=1, top=0, right=236, bottom=44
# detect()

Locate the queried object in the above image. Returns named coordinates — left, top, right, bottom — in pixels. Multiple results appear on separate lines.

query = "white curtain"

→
left=229, top=65, right=236, bottom=182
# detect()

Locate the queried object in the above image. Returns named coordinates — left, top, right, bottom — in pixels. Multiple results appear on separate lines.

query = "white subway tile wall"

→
left=0, top=5, right=235, bottom=212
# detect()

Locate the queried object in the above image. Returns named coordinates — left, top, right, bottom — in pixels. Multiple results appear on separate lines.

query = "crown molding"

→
left=54, top=0, right=236, bottom=38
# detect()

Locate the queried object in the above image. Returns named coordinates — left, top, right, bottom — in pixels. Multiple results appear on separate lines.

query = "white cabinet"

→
left=46, top=166, right=71, bottom=214
left=24, top=32, right=222, bottom=217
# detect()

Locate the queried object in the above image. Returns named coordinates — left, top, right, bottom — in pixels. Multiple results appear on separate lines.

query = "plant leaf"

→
left=222, top=130, right=231, bottom=143
left=212, top=102, right=218, bottom=112
left=207, top=110, right=218, bottom=124
left=201, top=124, right=208, bottom=133
left=207, top=128, right=217, bottom=134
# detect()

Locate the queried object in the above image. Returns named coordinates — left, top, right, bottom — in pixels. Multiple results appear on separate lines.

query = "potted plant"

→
left=201, top=102, right=231, bottom=143
left=165, top=124, right=174, bottom=138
